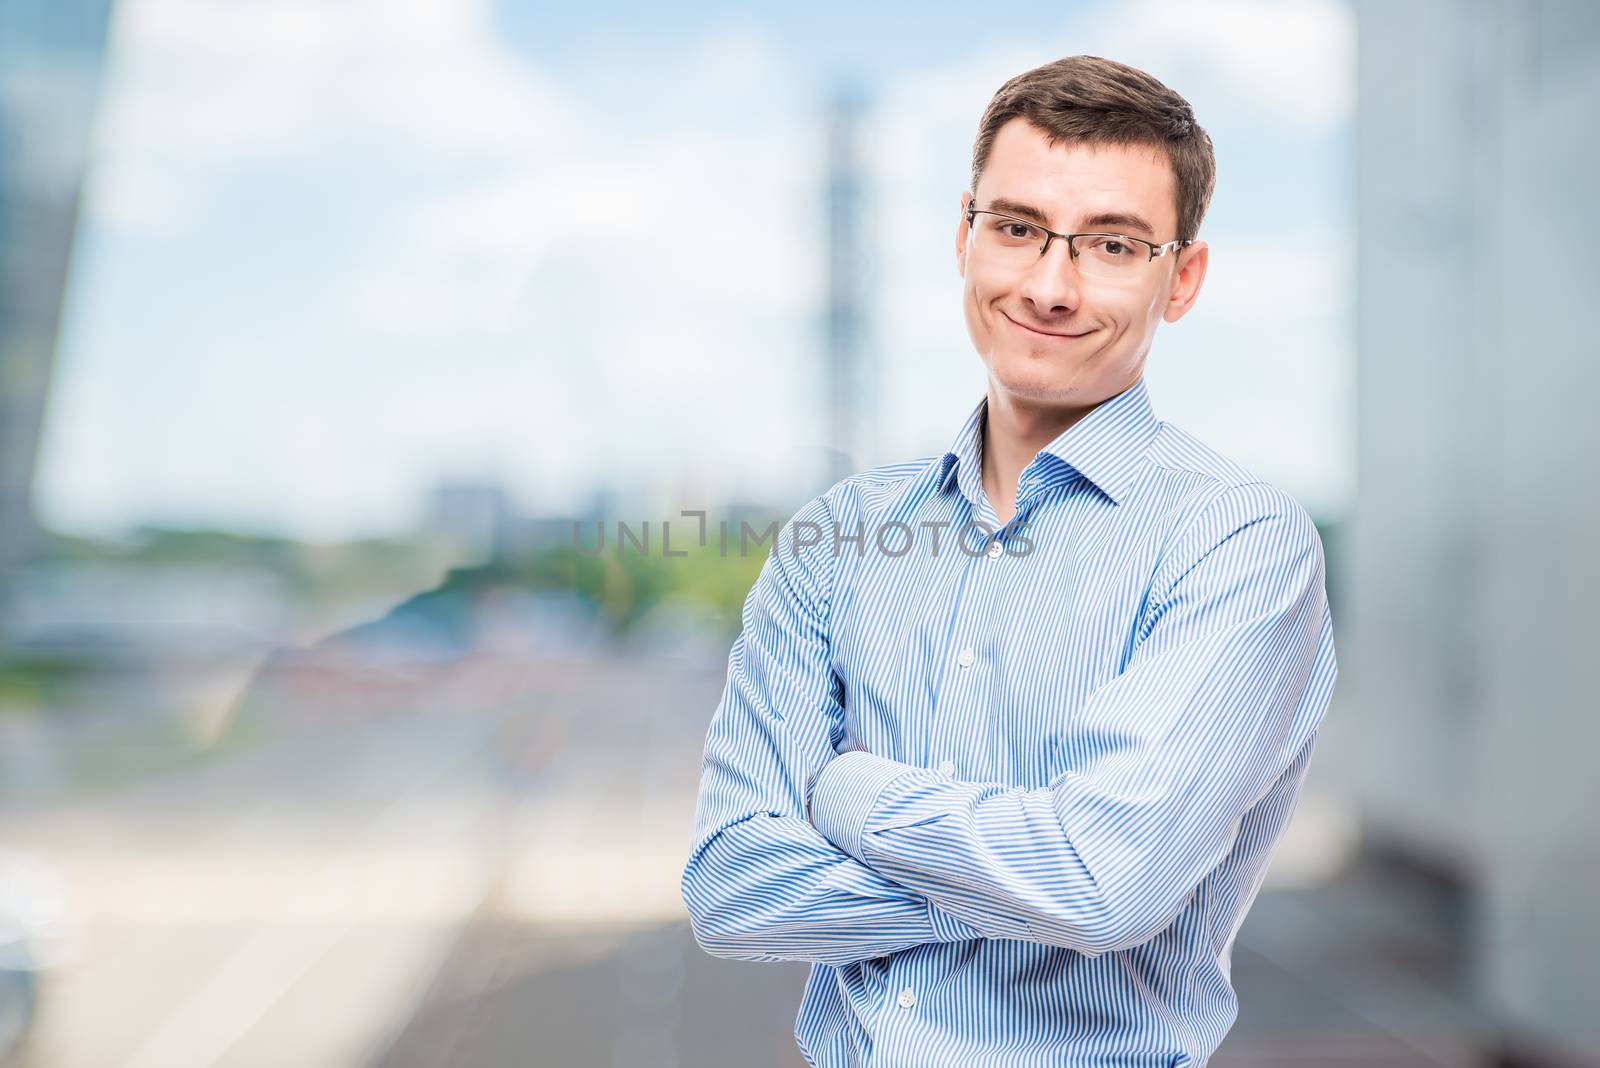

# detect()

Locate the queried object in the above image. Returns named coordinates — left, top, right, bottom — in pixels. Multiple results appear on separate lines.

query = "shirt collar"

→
left=938, top=376, right=1160, bottom=508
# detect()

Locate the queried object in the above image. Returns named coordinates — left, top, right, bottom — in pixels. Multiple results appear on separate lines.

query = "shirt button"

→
left=957, top=648, right=974, bottom=668
left=897, top=987, right=916, bottom=1009
left=986, top=540, right=1003, bottom=558
left=937, top=759, right=954, bottom=776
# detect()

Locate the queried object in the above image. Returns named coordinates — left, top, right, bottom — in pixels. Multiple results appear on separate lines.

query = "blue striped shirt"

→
left=680, top=375, right=1338, bottom=1067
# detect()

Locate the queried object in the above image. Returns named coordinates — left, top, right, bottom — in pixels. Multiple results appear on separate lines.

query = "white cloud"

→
left=41, top=0, right=1355, bottom=539
left=868, top=0, right=1354, bottom=168
left=45, top=0, right=833, bottom=537
left=84, top=0, right=576, bottom=237
left=1093, top=0, right=1355, bottom=130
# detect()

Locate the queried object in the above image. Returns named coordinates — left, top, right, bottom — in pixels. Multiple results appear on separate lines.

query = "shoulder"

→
left=1137, top=421, right=1322, bottom=588
left=763, top=457, right=932, bottom=563
left=763, top=455, right=947, bottom=576
left=820, top=455, right=946, bottom=526
left=1144, top=419, right=1265, bottom=496
left=1141, top=419, right=1315, bottom=528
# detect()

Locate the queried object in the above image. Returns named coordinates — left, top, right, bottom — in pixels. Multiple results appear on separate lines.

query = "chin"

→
left=990, top=358, right=1089, bottom=403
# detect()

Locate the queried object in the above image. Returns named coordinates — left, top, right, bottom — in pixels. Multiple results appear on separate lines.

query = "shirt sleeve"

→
left=679, top=489, right=983, bottom=966
left=806, top=481, right=1338, bottom=958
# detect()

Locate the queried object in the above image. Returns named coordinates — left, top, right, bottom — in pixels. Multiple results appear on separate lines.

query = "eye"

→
left=1084, top=235, right=1137, bottom=258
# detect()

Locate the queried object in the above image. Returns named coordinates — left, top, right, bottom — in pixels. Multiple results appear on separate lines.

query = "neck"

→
left=979, top=387, right=1097, bottom=521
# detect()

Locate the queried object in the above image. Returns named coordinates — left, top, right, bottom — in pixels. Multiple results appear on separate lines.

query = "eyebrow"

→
left=984, top=197, right=1158, bottom=238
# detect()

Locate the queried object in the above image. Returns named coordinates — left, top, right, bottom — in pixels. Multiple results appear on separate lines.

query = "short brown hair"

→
left=970, top=55, right=1215, bottom=243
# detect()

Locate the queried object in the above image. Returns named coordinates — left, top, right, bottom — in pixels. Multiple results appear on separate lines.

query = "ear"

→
left=1162, top=239, right=1208, bottom=324
left=957, top=190, right=973, bottom=278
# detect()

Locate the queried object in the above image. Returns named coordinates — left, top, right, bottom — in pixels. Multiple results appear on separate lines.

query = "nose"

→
left=1017, top=235, right=1083, bottom=317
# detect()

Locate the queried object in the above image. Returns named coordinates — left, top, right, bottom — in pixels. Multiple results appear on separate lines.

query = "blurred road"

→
left=0, top=645, right=1498, bottom=1067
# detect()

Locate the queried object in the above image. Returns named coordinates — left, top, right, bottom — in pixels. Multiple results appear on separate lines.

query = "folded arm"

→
left=807, top=482, right=1338, bottom=958
left=680, top=490, right=981, bottom=966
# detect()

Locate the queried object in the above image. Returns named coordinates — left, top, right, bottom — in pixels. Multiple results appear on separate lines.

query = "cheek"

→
left=963, top=278, right=991, bottom=329
left=965, top=271, right=1009, bottom=322
left=1097, top=289, right=1150, bottom=332
left=1135, top=283, right=1167, bottom=322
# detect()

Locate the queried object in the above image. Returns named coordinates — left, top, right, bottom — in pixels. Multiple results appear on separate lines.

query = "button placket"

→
left=929, top=502, right=1006, bottom=782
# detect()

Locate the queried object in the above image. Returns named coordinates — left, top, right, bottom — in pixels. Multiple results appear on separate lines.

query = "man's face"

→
left=956, top=117, right=1208, bottom=411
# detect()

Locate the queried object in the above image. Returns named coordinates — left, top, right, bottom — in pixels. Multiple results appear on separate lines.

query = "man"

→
left=680, top=53, right=1337, bottom=1068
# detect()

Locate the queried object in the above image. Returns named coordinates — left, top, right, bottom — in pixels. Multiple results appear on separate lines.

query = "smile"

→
left=1003, top=313, right=1091, bottom=341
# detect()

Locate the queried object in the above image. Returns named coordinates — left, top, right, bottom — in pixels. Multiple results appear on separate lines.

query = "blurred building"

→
left=1331, top=1, right=1599, bottom=1062
left=423, top=479, right=519, bottom=565
left=822, top=82, right=875, bottom=488
left=0, top=1, right=112, bottom=599
left=422, top=479, right=637, bottom=564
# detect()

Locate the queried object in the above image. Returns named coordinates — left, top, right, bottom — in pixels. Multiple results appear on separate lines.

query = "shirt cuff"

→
left=807, top=750, right=918, bottom=863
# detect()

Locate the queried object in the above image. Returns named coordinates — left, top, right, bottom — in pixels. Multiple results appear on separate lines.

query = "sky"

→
left=36, top=0, right=1355, bottom=541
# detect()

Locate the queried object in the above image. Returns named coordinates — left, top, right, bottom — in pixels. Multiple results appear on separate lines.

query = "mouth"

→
left=1002, top=312, right=1092, bottom=341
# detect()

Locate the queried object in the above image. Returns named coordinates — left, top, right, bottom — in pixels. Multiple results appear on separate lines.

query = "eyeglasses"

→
left=964, top=201, right=1191, bottom=281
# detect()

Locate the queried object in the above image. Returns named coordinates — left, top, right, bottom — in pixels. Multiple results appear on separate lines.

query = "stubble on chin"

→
left=987, top=354, right=1091, bottom=406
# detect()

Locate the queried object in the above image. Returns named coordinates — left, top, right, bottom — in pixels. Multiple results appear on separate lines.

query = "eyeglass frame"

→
left=963, top=201, right=1192, bottom=266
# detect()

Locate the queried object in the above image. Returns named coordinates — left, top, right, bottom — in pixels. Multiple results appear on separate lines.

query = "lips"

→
left=1003, top=312, right=1090, bottom=339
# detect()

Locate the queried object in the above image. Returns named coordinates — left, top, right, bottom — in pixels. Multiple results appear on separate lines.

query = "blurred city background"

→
left=0, top=0, right=1595, bottom=1065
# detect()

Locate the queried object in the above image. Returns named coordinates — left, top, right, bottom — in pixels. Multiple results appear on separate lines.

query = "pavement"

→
left=0, top=644, right=1513, bottom=1067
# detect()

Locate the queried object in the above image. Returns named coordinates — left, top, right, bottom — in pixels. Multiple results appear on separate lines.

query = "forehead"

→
left=976, top=117, right=1177, bottom=234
